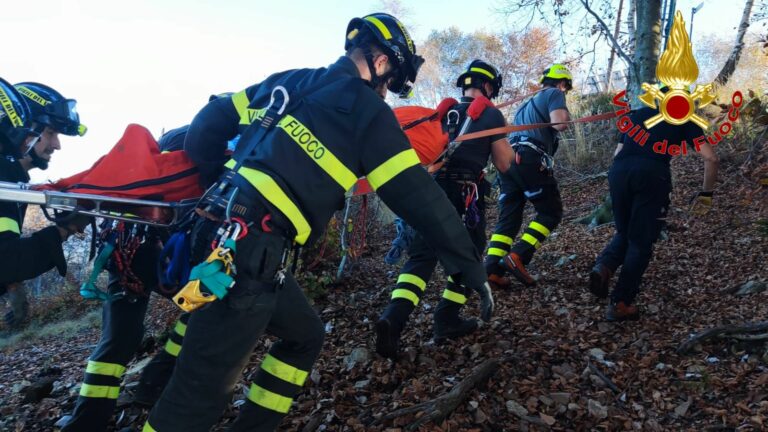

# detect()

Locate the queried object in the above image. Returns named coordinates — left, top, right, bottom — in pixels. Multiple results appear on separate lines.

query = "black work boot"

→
left=433, top=300, right=478, bottom=344
left=132, top=381, right=166, bottom=408
left=375, top=318, right=402, bottom=360
left=588, top=263, right=613, bottom=299
left=375, top=301, right=412, bottom=359
left=132, top=351, right=178, bottom=407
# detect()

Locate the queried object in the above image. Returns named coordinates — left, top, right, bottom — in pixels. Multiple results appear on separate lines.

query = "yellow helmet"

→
left=540, top=63, right=573, bottom=84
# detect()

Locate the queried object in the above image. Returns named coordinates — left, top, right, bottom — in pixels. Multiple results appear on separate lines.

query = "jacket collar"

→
left=330, top=56, right=362, bottom=79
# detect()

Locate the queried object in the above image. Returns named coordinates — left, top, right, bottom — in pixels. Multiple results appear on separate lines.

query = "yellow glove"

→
left=690, top=191, right=713, bottom=216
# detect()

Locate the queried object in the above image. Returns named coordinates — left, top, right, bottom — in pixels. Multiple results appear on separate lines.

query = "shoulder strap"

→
left=436, top=103, right=474, bottom=167
left=529, top=91, right=549, bottom=123
left=402, top=111, right=440, bottom=131
left=444, top=102, right=465, bottom=141
left=528, top=91, right=555, bottom=154
left=232, top=71, right=342, bottom=169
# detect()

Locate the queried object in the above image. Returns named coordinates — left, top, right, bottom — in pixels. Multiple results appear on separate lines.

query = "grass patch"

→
left=0, top=308, right=101, bottom=351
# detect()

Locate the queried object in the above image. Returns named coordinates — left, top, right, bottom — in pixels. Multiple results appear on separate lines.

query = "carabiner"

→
left=230, top=217, right=248, bottom=240
left=267, top=86, right=290, bottom=115
left=446, top=109, right=460, bottom=126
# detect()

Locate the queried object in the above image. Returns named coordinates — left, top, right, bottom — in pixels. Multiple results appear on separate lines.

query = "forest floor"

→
left=0, top=146, right=766, bottom=432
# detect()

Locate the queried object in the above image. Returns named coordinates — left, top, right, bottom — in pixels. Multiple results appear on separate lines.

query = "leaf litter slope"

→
left=0, top=151, right=766, bottom=431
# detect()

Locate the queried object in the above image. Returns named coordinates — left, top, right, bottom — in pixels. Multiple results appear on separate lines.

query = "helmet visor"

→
left=387, top=53, right=425, bottom=98
left=45, top=99, right=86, bottom=136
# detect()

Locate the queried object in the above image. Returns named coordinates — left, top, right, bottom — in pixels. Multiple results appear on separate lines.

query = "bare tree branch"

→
left=580, top=0, right=639, bottom=84
left=715, top=0, right=756, bottom=86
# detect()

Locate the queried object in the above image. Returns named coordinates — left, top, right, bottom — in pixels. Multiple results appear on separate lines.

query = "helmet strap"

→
left=478, top=84, right=490, bottom=99
left=363, top=49, right=381, bottom=90
left=464, top=80, right=490, bottom=99
left=28, top=146, right=49, bottom=170
left=23, top=129, right=49, bottom=170
left=363, top=48, right=398, bottom=97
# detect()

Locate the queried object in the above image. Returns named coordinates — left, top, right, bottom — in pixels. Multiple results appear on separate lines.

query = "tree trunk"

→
left=604, top=0, right=626, bottom=91
left=630, top=0, right=662, bottom=101
left=625, top=0, right=638, bottom=94
left=714, top=0, right=755, bottom=86
left=662, top=0, right=677, bottom=50
left=627, top=0, right=637, bottom=56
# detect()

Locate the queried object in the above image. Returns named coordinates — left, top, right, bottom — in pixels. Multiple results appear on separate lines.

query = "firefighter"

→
left=375, top=60, right=512, bottom=359
left=484, top=64, right=572, bottom=288
left=142, top=13, right=493, bottom=431
left=588, top=86, right=719, bottom=321
left=58, top=126, right=190, bottom=432
left=0, top=79, right=90, bottom=330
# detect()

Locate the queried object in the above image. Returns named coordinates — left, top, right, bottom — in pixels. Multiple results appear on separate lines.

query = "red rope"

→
left=350, top=195, right=368, bottom=258
left=453, top=111, right=619, bottom=143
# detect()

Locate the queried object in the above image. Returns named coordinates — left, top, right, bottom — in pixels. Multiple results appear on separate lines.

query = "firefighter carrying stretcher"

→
left=0, top=79, right=90, bottom=330
left=375, top=59, right=512, bottom=359
left=484, top=64, right=573, bottom=289
left=141, top=12, right=494, bottom=432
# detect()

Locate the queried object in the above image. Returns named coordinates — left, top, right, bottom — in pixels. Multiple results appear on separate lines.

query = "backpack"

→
left=39, top=124, right=203, bottom=202
left=393, top=97, right=457, bottom=166
left=393, top=96, right=494, bottom=167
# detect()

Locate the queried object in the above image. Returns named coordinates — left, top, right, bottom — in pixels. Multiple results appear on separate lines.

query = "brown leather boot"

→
left=605, top=301, right=640, bottom=322
left=588, top=263, right=613, bottom=299
left=487, top=273, right=512, bottom=290
left=501, top=252, right=536, bottom=286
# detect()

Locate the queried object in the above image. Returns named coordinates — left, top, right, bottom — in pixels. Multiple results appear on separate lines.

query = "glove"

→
left=690, top=191, right=713, bottom=216
left=471, top=281, right=495, bottom=323
left=452, top=264, right=495, bottom=322
left=56, top=212, right=92, bottom=239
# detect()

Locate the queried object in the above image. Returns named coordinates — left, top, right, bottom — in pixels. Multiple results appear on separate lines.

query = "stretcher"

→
left=0, top=181, right=198, bottom=227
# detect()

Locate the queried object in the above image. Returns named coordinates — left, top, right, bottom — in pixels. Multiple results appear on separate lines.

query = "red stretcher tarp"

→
left=38, top=124, right=203, bottom=202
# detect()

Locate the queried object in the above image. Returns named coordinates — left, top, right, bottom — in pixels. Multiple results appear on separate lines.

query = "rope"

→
left=453, top=111, right=619, bottom=143
left=350, top=195, right=368, bottom=259
left=462, top=182, right=480, bottom=229
left=384, top=218, right=416, bottom=265
left=494, top=89, right=543, bottom=109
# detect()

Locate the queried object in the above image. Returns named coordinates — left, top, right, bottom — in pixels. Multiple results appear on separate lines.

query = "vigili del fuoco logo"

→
left=612, top=10, right=744, bottom=156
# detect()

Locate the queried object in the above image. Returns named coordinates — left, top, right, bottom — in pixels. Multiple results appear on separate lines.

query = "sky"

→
left=2, top=0, right=745, bottom=183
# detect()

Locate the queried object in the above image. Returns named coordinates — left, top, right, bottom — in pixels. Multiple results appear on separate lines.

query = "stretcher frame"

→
left=0, top=181, right=198, bottom=227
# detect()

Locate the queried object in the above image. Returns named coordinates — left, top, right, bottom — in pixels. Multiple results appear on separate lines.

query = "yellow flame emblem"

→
left=638, top=10, right=716, bottom=129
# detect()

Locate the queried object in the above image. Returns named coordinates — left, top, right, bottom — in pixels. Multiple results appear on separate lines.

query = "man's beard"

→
left=374, top=82, right=387, bottom=99
left=29, top=149, right=49, bottom=170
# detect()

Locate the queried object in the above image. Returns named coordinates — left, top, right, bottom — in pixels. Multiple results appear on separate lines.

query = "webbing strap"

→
left=453, top=111, right=619, bottom=143
left=232, top=73, right=344, bottom=172
left=494, top=89, right=544, bottom=109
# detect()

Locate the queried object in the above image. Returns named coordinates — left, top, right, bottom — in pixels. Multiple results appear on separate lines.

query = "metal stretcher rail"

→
left=0, top=181, right=198, bottom=227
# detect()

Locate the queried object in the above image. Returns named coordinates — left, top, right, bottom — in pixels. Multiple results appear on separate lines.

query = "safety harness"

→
left=173, top=74, right=341, bottom=312
left=433, top=96, right=495, bottom=229
left=80, top=221, right=151, bottom=301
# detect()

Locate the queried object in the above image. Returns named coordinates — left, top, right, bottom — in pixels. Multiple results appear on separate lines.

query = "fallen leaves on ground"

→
left=0, top=149, right=766, bottom=431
